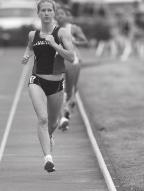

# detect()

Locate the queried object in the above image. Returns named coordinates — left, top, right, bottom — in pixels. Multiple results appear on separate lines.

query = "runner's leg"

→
left=28, top=84, right=50, bottom=156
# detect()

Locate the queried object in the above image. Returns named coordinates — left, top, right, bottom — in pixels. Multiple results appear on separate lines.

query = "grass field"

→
left=79, top=49, right=144, bottom=191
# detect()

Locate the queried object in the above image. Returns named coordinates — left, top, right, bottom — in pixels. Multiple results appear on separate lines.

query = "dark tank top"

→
left=32, top=26, right=65, bottom=75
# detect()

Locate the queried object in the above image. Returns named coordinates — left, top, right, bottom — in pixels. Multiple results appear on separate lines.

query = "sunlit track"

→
left=0, top=48, right=111, bottom=191
left=0, top=63, right=30, bottom=162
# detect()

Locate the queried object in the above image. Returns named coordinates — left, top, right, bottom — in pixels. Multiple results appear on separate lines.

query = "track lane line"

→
left=76, top=91, right=117, bottom=191
left=0, top=63, right=30, bottom=163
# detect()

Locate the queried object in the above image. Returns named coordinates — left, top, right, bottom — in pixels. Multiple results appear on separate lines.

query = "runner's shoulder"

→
left=28, top=31, right=36, bottom=40
left=72, top=24, right=82, bottom=32
left=58, top=27, right=69, bottom=38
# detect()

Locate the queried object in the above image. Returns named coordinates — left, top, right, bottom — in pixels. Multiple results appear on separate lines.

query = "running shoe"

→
left=64, top=109, right=71, bottom=120
left=44, top=155, right=55, bottom=173
left=59, top=117, right=69, bottom=131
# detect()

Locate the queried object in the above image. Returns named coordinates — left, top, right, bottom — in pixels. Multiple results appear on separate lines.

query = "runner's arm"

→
left=21, top=31, right=34, bottom=65
left=46, top=28, right=74, bottom=63
left=72, top=25, right=88, bottom=46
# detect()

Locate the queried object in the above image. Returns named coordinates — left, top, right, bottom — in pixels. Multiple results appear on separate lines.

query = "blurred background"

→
left=1, top=1, right=144, bottom=190
left=0, top=0, right=144, bottom=60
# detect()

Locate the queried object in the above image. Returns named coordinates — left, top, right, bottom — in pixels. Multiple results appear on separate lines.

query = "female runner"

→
left=56, top=5, right=88, bottom=130
left=21, top=0, right=74, bottom=173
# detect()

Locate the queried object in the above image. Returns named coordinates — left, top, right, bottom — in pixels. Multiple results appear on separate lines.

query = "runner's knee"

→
left=38, top=116, right=48, bottom=127
left=48, top=121, right=58, bottom=135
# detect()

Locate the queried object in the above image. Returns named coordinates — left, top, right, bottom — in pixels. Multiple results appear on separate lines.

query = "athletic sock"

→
left=44, top=154, right=53, bottom=164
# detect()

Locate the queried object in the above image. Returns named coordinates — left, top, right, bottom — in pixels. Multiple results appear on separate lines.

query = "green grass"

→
left=79, top=51, right=144, bottom=190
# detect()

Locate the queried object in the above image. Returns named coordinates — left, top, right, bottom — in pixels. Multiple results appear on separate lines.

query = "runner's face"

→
left=38, top=2, right=55, bottom=23
left=67, top=11, right=73, bottom=23
left=56, top=9, right=67, bottom=24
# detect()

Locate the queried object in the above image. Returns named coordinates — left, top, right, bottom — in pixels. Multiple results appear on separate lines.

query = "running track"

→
left=0, top=48, right=108, bottom=191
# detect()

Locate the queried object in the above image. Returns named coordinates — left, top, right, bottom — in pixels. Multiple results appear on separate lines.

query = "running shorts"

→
left=28, top=74, right=64, bottom=96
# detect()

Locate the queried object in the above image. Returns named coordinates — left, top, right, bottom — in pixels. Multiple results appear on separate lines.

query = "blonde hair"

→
left=37, top=0, right=56, bottom=13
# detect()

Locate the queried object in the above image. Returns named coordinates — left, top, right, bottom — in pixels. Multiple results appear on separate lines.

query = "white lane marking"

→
left=0, top=64, right=30, bottom=162
left=76, top=92, right=117, bottom=191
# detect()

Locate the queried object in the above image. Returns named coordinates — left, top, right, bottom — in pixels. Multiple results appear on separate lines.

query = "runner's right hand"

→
left=21, top=55, right=30, bottom=64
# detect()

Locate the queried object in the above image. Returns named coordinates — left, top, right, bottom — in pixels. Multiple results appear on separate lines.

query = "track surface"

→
left=0, top=48, right=108, bottom=191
